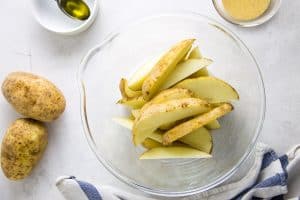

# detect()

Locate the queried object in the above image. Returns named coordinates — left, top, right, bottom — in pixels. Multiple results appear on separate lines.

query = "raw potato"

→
left=190, top=67, right=209, bottom=77
left=113, top=117, right=134, bottom=130
left=205, top=120, right=221, bottom=130
left=159, top=121, right=178, bottom=130
left=119, top=78, right=142, bottom=98
left=115, top=39, right=240, bottom=160
left=159, top=118, right=191, bottom=131
left=113, top=117, right=163, bottom=142
left=142, top=138, right=162, bottom=149
left=175, top=77, right=239, bottom=103
left=133, top=98, right=211, bottom=145
left=163, top=103, right=233, bottom=145
left=113, top=117, right=212, bottom=152
left=127, top=45, right=193, bottom=91
left=142, top=39, right=195, bottom=100
left=188, top=47, right=210, bottom=77
left=1, top=72, right=66, bottom=122
left=160, top=58, right=212, bottom=90
left=140, top=146, right=211, bottom=159
left=117, top=96, right=147, bottom=109
left=128, top=55, right=162, bottom=91
left=147, top=131, right=164, bottom=143
left=141, top=88, right=193, bottom=112
left=1, top=118, right=47, bottom=180
left=188, top=46, right=203, bottom=59
left=179, top=127, right=212, bottom=153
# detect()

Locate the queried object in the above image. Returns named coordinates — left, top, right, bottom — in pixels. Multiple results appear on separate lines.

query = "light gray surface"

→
left=0, top=0, right=299, bottom=199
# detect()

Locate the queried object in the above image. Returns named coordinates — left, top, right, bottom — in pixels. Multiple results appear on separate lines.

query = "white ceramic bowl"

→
left=212, top=0, right=281, bottom=27
left=31, top=0, right=99, bottom=35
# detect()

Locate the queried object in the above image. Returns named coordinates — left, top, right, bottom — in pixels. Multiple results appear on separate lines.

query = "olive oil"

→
left=59, top=0, right=90, bottom=21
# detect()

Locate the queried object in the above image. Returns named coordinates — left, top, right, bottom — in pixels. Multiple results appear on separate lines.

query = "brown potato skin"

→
left=1, top=72, right=66, bottom=122
left=1, top=118, right=48, bottom=180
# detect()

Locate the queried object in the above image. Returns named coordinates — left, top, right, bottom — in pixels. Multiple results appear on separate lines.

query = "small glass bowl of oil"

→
left=212, top=0, right=281, bottom=27
left=31, top=0, right=99, bottom=35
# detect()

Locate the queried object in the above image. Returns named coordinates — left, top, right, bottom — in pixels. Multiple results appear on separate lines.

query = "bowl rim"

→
left=77, top=12, right=266, bottom=197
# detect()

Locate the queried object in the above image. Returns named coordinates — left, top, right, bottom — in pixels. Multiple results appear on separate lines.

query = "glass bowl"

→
left=78, top=13, right=265, bottom=197
left=212, top=0, right=281, bottom=27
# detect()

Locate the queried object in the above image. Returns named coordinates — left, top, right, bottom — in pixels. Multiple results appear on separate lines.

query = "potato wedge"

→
left=191, top=68, right=209, bottom=77
left=117, top=96, right=147, bottom=109
left=119, top=78, right=142, bottom=98
left=147, top=132, right=163, bottom=143
left=188, top=47, right=210, bottom=77
left=113, top=117, right=134, bottom=130
left=128, top=55, right=162, bottom=91
left=142, top=39, right=195, bottom=100
left=188, top=46, right=202, bottom=59
left=180, top=127, right=212, bottom=153
left=151, top=88, right=193, bottom=103
left=113, top=117, right=164, bottom=142
left=205, top=120, right=221, bottom=130
left=133, top=98, right=211, bottom=145
left=163, top=103, right=233, bottom=145
left=159, top=117, right=191, bottom=131
left=175, top=77, right=239, bottom=103
left=160, top=58, right=213, bottom=90
left=140, top=146, right=211, bottom=159
left=141, top=88, right=193, bottom=112
left=142, top=138, right=162, bottom=149
left=113, top=117, right=212, bottom=152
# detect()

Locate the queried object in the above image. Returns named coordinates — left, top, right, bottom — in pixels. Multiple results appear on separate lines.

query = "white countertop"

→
left=1, top=0, right=300, bottom=199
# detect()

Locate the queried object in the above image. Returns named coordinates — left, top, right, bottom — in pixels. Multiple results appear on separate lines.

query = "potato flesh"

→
left=205, top=120, right=221, bottom=130
left=113, top=117, right=164, bottom=142
left=113, top=117, right=134, bottom=130
left=159, top=117, right=191, bottom=131
left=163, top=103, right=233, bottom=145
left=179, top=127, right=212, bottom=153
left=140, top=146, right=211, bottom=159
left=142, top=138, right=162, bottom=149
left=160, top=58, right=212, bottom=90
left=159, top=121, right=178, bottom=130
left=189, top=46, right=202, bottom=59
left=188, top=47, right=210, bottom=77
left=175, top=77, right=239, bottom=103
left=128, top=55, right=162, bottom=91
left=141, top=88, right=193, bottom=112
left=142, top=39, right=195, bottom=100
left=190, top=68, right=209, bottom=77
left=133, top=98, right=210, bottom=145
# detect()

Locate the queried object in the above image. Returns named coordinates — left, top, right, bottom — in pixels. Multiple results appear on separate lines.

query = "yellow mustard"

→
left=222, top=0, right=271, bottom=21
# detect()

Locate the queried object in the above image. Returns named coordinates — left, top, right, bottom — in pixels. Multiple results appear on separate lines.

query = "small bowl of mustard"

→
left=212, top=0, right=281, bottom=27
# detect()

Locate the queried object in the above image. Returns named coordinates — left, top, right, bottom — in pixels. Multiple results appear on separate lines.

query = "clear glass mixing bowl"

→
left=78, top=13, right=265, bottom=197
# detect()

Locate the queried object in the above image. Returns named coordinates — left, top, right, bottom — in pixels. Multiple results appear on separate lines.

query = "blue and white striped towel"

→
left=56, top=143, right=300, bottom=200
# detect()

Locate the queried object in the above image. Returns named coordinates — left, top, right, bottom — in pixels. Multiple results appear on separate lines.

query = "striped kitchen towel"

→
left=56, top=143, right=300, bottom=200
